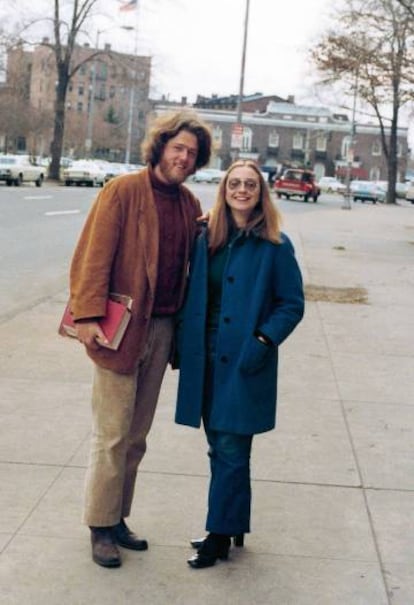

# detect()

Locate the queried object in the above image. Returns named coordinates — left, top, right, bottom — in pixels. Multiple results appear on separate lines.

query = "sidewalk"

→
left=0, top=201, right=413, bottom=604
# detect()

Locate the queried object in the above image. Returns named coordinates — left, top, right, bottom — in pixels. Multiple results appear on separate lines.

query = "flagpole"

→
left=122, top=2, right=139, bottom=164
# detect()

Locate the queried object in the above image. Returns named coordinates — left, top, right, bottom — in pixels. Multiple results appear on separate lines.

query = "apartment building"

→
left=5, top=40, right=151, bottom=162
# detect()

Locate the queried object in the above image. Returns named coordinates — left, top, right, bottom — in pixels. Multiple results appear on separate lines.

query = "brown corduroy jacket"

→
left=69, top=167, right=202, bottom=374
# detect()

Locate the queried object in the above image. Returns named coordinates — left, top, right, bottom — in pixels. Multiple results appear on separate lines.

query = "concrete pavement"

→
left=0, top=198, right=413, bottom=604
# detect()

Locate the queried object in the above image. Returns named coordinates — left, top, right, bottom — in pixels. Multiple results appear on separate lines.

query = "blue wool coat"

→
left=175, top=228, right=304, bottom=435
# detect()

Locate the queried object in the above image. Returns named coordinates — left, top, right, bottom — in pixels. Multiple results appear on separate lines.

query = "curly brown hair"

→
left=208, top=160, right=283, bottom=254
left=141, top=111, right=212, bottom=169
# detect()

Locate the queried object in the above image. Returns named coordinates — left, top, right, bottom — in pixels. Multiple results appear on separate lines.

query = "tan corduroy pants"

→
left=83, top=317, right=174, bottom=527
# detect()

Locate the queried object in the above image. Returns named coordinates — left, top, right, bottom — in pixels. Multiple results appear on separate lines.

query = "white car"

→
left=190, top=168, right=225, bottom=183
left=318, top=176, right=346, bottom=194
left=0, top=154, right=45, bottom=187
left=62, top=160, right=106, bottom=187
left=406, top=181, right=414, bottom=203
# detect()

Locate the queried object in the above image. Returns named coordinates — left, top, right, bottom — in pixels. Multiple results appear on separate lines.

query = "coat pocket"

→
left=239, top=334, right=272, bottom=375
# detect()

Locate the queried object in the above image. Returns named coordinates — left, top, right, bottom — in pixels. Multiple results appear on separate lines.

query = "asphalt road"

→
left=0, top=180, right=344, bottom=323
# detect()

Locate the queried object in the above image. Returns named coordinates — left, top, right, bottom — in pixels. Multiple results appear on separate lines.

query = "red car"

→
left=274, top=169, right=320, bottom=202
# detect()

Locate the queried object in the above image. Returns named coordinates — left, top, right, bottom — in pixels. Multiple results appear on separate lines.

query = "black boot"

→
left=190, top=533, right=244, bottom=549
left=187, top=533, right=231, bottom=569
left=112, top=518, right=148, bottom=551
left=90, top=527, right=121, bottom=568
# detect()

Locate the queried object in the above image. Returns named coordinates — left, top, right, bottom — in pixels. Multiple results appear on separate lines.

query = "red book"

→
left=58, top=293, right=132, bottom=351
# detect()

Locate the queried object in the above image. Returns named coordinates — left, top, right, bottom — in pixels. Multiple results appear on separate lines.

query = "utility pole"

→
left=233, top=0, right=250, bottom=157
left=343, top=69, right=358, bottom=210
left=85, top=31, right=101, bottom=158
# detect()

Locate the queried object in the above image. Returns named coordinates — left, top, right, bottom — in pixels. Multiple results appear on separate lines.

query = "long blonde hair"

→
left=208, top=160, right=282, bottom=254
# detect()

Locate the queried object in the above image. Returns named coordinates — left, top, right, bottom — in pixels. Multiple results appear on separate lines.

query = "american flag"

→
left=119, top=0, right=138, bottom=11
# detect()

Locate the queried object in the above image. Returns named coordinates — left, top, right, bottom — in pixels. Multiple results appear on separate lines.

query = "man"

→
left=69, top=111, right=212, bottom=568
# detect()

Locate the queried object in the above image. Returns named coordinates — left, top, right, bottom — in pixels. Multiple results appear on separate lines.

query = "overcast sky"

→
left=105, top=0, right=333, bottom=103
left=5, top=0, right=412, bottom=138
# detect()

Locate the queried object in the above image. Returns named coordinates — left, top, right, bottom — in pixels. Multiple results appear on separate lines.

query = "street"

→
left=0, top=179, right=349, bottom=323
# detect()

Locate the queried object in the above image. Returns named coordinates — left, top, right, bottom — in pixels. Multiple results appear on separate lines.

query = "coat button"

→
left=220, top=355, right=229, bottom=363
left=227, top=276, right=234, bottom=283
left=223, top=317, right=230, bottom=324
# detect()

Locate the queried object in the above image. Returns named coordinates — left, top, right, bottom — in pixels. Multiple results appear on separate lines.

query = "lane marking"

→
left=45, top=209, right=81, bottom=216
left=24, top=195, right=53, bottom=200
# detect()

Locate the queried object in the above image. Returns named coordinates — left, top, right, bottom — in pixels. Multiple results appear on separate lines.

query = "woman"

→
left=175, top=159, right=304, bottom=568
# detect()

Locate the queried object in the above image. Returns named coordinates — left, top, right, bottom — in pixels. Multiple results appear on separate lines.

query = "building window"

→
left=78, top=84, right=84, bottom=96
left=370, top=167, right=380, bottom=181
left=109, top=85, right=116, bottom=99
left=79, top=65, right=86, bottom=75
left=212, top=126, right=222, bottom=148
left=98, top=84, right=106, bottom=100
left=77, top=102, right=83, bottom=112
left=372, top=141, right=381, bottom=156
left=268, top=130, right=279, bottom=147
left=97, top=62, right=108, bottom=80
left=241, top=127, right=252, bottom=151
left=292, top=133, right=304, bottom=150
left=316, top=134, right=327, bottom=152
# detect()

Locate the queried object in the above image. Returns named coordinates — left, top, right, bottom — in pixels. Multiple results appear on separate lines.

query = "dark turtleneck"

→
left=149, top=165, right=186, bottom=316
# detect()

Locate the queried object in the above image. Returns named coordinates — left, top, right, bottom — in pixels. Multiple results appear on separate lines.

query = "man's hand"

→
left=75, top=321, right=108, bottom=350
left=196, top=211, right=210, bottom=223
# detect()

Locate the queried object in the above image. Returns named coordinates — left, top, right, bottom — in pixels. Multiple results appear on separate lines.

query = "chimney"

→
left=287, top=95, right=295, bottom=104
left=181, top=96, right=187, bottom=106
left=104, top=43, right=111, bottom=51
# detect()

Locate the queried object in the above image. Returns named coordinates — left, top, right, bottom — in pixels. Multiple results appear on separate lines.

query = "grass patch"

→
left=305, top=284, right=368, bottom=304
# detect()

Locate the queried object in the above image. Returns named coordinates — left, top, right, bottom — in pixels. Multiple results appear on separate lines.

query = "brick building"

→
left=153, top=98, right=409, bottom=183
left=3, top=40, right=151, bottom=162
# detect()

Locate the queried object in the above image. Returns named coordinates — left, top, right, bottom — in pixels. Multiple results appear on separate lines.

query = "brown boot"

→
left=90, top=527, right=121, bottom=568
left=113, top=519, right=148, bottom=551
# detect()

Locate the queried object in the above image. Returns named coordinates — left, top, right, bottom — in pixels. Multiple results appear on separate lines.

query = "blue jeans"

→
left=203, top=328, right=253, bottom=535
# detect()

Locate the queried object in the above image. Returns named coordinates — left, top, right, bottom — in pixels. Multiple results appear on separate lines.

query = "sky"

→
left=3, top=0, right=412, bottom=137
left=99, top=0, right=333, bottom=104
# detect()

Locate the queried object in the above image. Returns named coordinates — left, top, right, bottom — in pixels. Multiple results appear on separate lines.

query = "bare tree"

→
left=394, top=0, right=414, bottom=17
left=311, top=0, right=414, bottom=203
left=46, top=0, right=102, bottom=179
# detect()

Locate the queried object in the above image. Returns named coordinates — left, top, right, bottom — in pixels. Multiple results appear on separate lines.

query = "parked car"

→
left=0, top=154, right=45, bottom=187
left=318, top=176, right=346, bottom=194
left=62, top=160, right=106, bottom=187
left=350, top=180, right=386, bottom=204
left=273, top=169, right=320, bottom=202
left=375, top=180, right=409, bottom=200
left=189, top=168, right=225, bottom=183
left=406, top=181, right=414, bottom=203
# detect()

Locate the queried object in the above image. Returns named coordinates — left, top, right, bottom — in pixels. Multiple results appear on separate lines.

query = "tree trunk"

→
left=386, top=92, right=400, bottom=204
left=49, top=77, right=67, bottom=181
